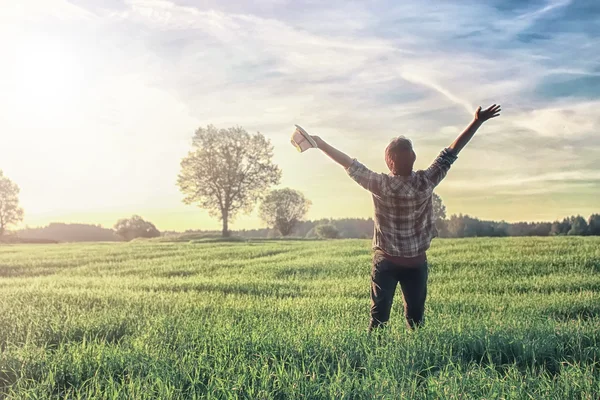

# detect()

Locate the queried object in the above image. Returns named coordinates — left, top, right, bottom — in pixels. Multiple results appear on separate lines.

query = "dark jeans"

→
left=369, top=255, right=428, bottom=331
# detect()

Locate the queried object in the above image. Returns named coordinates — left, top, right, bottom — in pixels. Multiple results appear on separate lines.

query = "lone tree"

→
left=259, top=188, right=311, bottom=236
left=178, top=125, right=281, bottom=237
left=0, top=170, right=24, bottom=236
left=114, top=215, right=160, bottom=241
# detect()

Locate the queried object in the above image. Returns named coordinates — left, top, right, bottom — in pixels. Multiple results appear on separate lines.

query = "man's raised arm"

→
left=449, top=104, right=501, bottom=155
left=311, top=136, right=353, bottom=169
left=310, top=135, right=389, bottom=196
left=424, top=104, right=501, bottom=187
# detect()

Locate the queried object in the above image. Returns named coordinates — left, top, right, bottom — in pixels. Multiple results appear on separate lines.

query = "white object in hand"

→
left=291, top=125, right=318, bottom=153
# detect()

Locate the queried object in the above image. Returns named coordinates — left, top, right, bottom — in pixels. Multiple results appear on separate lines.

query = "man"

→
left=307, top=104, right=501, bottom=331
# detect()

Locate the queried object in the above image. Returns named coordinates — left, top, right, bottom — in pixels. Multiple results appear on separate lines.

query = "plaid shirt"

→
left=346, top=148, right=458, bottom=257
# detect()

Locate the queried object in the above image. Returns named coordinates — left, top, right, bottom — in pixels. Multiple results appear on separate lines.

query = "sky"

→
left=1, top=0, right=599, bottom=232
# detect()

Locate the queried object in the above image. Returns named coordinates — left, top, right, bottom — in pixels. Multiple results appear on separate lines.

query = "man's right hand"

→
left=475, top=104, right=502, bottom=122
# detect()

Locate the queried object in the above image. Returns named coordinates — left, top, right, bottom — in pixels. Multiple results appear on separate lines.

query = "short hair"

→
left=385, top=136, right=414, bottom=175
left=387, top=136, right=412, bottom=152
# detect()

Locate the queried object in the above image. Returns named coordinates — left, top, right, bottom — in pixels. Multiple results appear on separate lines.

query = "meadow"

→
left=1, top=237, right=599, bottom=399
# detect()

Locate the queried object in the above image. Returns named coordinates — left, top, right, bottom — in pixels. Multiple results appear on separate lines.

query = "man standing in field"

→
left=305, top=104, right=501, bottom=331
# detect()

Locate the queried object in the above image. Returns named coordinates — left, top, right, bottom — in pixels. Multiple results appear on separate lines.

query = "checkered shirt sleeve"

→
left=423, top=148, right=458, bottom=187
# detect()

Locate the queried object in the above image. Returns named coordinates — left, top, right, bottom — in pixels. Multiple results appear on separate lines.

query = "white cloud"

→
left=0, top=0, right=94, bottom=22
left=511, top=101, right=600, bottom=138
left=447, top=169, right=600, bottom=190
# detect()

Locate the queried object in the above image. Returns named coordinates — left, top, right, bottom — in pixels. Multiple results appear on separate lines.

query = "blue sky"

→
left=1, top=0, right=599, bottom=230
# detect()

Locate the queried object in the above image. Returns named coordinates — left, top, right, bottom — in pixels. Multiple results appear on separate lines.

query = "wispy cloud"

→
left=447, top=169, right=600, bottom=190
left=493, top=0, right=573, bottom=36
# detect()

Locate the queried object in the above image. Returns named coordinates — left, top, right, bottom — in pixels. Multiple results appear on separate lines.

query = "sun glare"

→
left=12, top=36, right=85, bottom=119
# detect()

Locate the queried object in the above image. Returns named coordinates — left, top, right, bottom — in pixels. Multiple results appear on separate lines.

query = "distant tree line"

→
left=10, top=213, right=600, bottom=243
left=16, top=216, right=161, bottom=243
left=236, top=217, right=374, bottom=239
left=18, top=223, right=118, bottom=242
left=174, top=213, right=598, bottom=240
left=437, top=214, right=600, bottom=238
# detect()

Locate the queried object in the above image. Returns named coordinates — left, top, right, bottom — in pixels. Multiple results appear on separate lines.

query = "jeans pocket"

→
left=372, top=259, right=393, bottom=281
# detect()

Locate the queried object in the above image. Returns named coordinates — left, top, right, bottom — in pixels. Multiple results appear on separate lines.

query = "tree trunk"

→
left=222, top=211, right=230, bottom=237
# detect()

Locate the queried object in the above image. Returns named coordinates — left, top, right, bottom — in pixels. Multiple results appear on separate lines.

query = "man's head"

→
left=385, top=136, right=416, bottom=176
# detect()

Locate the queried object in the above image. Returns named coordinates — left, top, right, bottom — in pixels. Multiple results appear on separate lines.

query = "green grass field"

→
left=1, top=237, right=599, bottom=399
